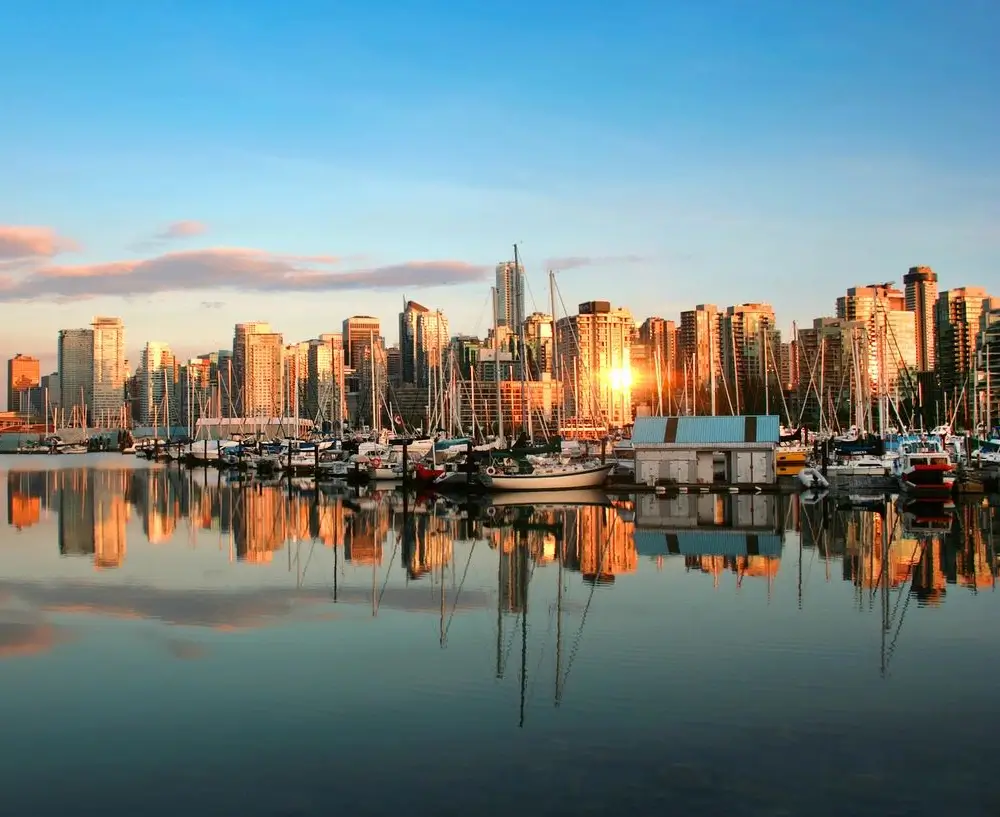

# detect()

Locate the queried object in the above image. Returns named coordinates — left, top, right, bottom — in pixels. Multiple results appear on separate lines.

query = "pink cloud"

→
left=159, top=220, right=208, bottom=240
left=0, top=246, right=489, bottom=301
left=0, top=225, right=79, bottom=260
left=543, top=254, right=645, bottom=270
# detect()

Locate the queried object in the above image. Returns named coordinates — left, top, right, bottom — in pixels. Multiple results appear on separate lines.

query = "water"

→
left=1, top=454, right=999, bottom=816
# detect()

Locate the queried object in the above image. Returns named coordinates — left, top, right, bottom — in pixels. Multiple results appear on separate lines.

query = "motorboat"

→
left=892, top=439, right=955, bottom=494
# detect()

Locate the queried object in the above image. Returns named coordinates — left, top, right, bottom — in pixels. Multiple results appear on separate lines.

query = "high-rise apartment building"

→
left=342, top=315, right=382, bottom=372
left=416, top=309, right=450, bottom=387
left=796, top=318, right=858, bottom=422
left=495, top=261, right=525, bottom=329
left=903, top=266, right=938, bottom=371
left=283, top=341, right=310, bottom=419
left=58, top=327, right=94, bottom=425
left=306, top=334, right=346, bottom=429
left=720, top=303, right=781, bottom=412
left=137, top=341, right=175, bottom=425
left=555, top=301, right=633, bottom=427
left=6, top=354, right=40, bottom=414
left=399, top=300, right=428, bottom=385
left=836, top=285, right=917, bottom=393
left=91, top=317, right=126, bottom=423
left=524, top=312, right=555, bottom=378
left=936, top=287, right=992, bottom=394
left=679, top=304, right=721, bottom=389
left=233, top=322, right=283, bottom=417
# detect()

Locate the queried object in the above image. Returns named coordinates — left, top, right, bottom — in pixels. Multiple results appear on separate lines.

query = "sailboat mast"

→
left=369, top=329, right=377, bottom=433
left=709, top=322, right=716, bottom=416
left=549, top=270, right=560, bottom=433
left=514, top=244, right=528, bottom=436
left=492, top=286, right=503, bottom=440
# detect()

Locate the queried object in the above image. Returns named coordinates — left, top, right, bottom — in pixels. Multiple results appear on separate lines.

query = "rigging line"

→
left=525, top=596, right=556, bottom=709
left=376, top=534, right=402, bottom=609
left=443, top=541, right=478, bottom=640
left=559, top=511, right=618, bottom=693
left=500, top=554, right=539, bottom=677
left=555, top=276, right=613, bottom=427
left=885, top=540, right=926, bottom=669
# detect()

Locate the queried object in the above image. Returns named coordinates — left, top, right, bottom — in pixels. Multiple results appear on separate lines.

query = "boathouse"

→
left=630, top=415, right=780, bottom=486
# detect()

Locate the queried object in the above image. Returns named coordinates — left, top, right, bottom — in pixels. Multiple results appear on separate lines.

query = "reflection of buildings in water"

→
left=634, top=493, right=782, bottom=583
left=313, top=499, right=345, bottom=548
left=563, top=504, right=636, bottom=583
left=50, top=469, right=129, bottom=569
left=345, top=497, right=392, bottom=566
left=6, top=471, right=44, bottom=530
left=500, top=539, right=529, bottom=613
left=797, top=497, right=1000, bottom=605
left=403, top=515, right=453, bottom=580
left=233, top=487, right=288, bottom=563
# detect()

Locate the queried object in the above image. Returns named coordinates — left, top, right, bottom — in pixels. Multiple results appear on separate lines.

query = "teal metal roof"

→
left=631, top=415, right=780, bottom=445
left=634, top=529, right=782, bottom=558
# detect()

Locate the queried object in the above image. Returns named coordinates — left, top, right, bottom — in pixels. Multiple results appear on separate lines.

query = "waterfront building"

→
left=936, top=287, right=993, bottom=399
left=555, top=301, right=633, bottom=428
left=904, top=266, right=938, bottom=371
left=282, top=341, right=310, bottom=419
left=305, top=334, right=346, bottom=430
left=6, top=353, right=40, bottom=415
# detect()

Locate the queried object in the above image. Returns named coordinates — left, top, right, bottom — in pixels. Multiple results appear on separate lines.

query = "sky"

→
left=1, top=0, right=998, bottom=374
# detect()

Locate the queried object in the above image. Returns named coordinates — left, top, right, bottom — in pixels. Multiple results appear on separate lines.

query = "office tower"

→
left=6, top=354, right=40, bottom=414
left=450, top=335, right=482, bottom=379
left=679, top=304, right=721, bottom=389
left=416, top=308, right=450, bottom=387
left=904, top=266, right=938, bottom=371
left=40, top=372, right=59, bottom=411
left=399, top=300, right=428, bottom=384
left=58, top=327, right=94, bottom=425
left=495, top=260, right=525, bottom=328
left=978, top=306, right=1000, bottom=427
left=524, top=312, right=555, bottom=377
left=137, top=342, right=175, bottom=425
left=555, top=301, right=633, bottom=427
left=178, top=354, right=218, bottom=428
left=385, top=345, right=402, bottom=388
left=720, top=303, right=781, bottom=413
left=232, top=322, right=283, bottom=417
left=91, top=317, right=126, bottom=424
left=936, top=287, right=992, bottom=395
left=342, top=315, right=382, bottom=372
left=836, top=284, right=917, bottom=393
left=306, top=334, right=346, bottom=429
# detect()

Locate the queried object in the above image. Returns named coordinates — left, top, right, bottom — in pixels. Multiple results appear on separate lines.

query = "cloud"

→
left=0, top=225, right=79, bottom=260
left=0, top=247, right=490, bottom=302
left=201, top=300, right=225, bottom=309
left=158, top=220, right=208, bottom=240
left=543, top=254, right=645, bottom=270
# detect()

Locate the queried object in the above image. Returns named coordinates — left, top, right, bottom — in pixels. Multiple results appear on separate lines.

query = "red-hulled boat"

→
left=894, top=441, right=955, bottom=494
left=413, top=463, right=445, bottom=484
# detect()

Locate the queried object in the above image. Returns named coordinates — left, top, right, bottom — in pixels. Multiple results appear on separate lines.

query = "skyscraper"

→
left=679, top=304, right=721, bottom=389
left=904, top=266, right=938, bottom=371
left=137, top=341, right=175, bottom=425
left=836, top=284, right=917, bottom=393
left=233, top=322, right=283, bottom=417
left=342, top=315, right=382, bottom=371
left=495, top=260, right=525, bottom=329
left=720, top=303, right=780, bottom=413
left=306, top=334, right=346, bottom=429
left=91, top=317, right=126, bottom=423
left=58, top=327, right=94, bottom=425
left=6, top=354, right=40, bottom=414
left=398, top=300, right=428, bottom=384
left=936, top=287, right=992, bottom=395
left=555, top=301, right=633, bottom=427
left=416, top=308, right=450, bottom=387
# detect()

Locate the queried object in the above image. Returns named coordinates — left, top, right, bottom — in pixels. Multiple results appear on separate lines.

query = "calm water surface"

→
left=1, top=454, right=999, bottom=816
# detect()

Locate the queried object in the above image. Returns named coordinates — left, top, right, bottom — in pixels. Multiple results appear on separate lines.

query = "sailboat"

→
left=481, top=460, right=614, bottom=491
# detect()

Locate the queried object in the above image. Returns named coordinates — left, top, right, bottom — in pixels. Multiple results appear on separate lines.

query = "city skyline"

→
left=1, top=2, right=997, bottom=369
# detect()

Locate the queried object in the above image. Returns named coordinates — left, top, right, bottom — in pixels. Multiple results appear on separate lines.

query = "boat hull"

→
left=484, top=464, right=614, bottom=492
left=900, top=465, right=955, bottom=494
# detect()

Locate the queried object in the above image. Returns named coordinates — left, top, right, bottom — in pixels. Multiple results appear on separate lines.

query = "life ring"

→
left=486, top=506, right=497, bottom=518
left=372, top=457, right=382, bottom=467
left=394, top=415, right=403, bottom=425
left=485, top=465, right=497, bottom=476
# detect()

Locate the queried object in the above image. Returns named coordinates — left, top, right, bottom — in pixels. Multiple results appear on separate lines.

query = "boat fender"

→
left=485, top=466, right=498, bottom=476
left=372, top=457, right=382, bottom=467
left=486, top=506, right=497, bottom=518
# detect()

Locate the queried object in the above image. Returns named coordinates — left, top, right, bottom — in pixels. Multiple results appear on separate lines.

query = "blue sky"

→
left=1, top=0, right=997, bottom=371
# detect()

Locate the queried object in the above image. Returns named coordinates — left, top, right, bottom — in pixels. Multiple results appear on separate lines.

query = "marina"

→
left=1, top=455, right=998, bottom=816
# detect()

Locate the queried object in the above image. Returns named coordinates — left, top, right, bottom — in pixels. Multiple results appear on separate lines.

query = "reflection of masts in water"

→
left=555, top=511, right=564, bottom=706
left=519, top=561, right=527, bottom=729
left=880, top=498, right=889, bottom=678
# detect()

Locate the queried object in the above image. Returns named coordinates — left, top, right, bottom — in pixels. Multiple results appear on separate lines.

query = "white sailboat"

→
left=481, top=461, right=614, bottom=491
